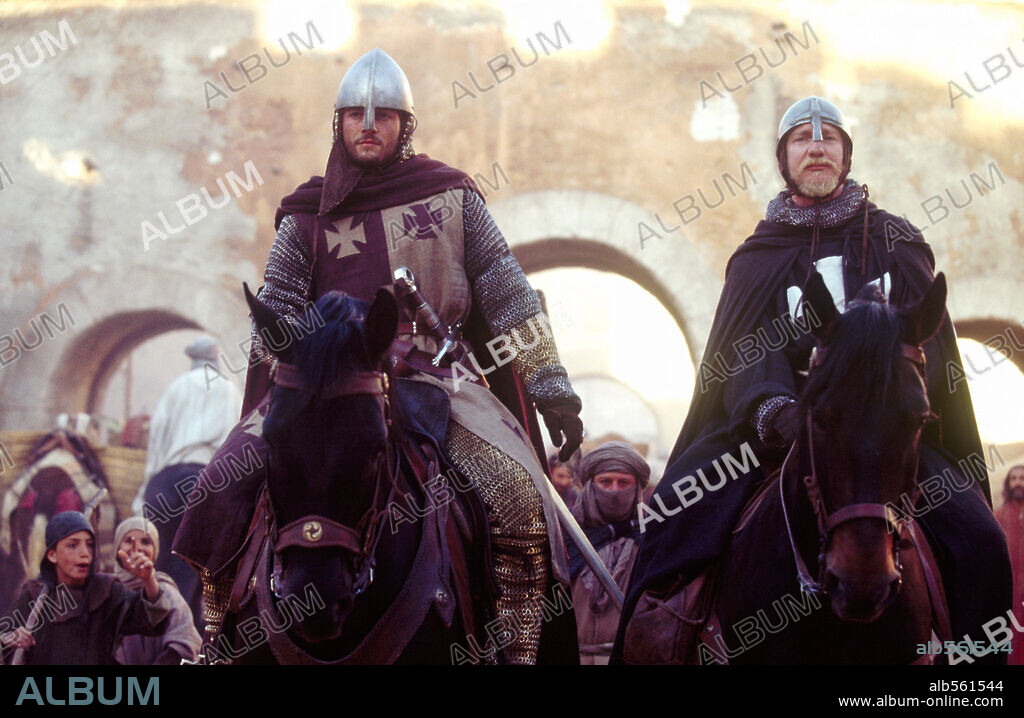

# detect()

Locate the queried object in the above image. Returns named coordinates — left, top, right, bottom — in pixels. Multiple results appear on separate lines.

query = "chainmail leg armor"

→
left=446, top=421, right=549, bottom=665
left=199, top=567, right=232, bottom=640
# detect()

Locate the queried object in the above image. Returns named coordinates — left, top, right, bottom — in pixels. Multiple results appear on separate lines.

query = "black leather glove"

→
left=765, top=403, right=801, bottom=448
left=538, top=400, right=583, bottom=463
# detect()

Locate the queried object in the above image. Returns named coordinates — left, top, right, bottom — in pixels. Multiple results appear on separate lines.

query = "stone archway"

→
left=0, top=267, right=250, bottom=431
left=488, top=190, right=721, bottom=364
left=954, top=318, right=1024, bottom=376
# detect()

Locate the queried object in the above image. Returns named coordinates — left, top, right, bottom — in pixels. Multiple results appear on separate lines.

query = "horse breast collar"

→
left=781, top=340, right=927, bottom=596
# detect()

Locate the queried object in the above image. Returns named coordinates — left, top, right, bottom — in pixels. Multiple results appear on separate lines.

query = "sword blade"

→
left=532, top=469, right=625, bottom=611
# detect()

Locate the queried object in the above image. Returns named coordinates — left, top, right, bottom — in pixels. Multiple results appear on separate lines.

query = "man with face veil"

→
left=568, top=441, right=647, bottom=664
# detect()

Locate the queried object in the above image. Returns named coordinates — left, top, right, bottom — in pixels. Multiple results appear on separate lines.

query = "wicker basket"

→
left=0, top=431, right=146, bottom=519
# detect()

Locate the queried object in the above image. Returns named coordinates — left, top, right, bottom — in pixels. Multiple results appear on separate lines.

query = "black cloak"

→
left=611, top=202, right=990, bottom=662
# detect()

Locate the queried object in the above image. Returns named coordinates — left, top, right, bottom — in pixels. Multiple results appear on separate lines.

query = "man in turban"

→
left=568, top=441, right=648, bottom=664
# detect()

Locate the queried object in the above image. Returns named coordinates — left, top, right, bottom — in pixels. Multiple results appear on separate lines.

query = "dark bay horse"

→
left=210, top=286, right=494, bottom=664
left=705, top=271, right=951, bottom=664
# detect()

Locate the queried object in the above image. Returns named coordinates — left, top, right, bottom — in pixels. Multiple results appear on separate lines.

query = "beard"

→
left=1009, top=486, right=1024, bottom=502
left=797, top=174, right=840, bottom=198
left=794, top=156, right=842, bottom=198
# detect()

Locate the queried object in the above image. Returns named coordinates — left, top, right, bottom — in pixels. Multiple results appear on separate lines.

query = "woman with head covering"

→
left=112, top=517, right=202, bottom=665
left=567, top=441, right=649, bottom=665
left=548, top=450, right=580, bottom=508
left=0, top=511, right=173, bottom=664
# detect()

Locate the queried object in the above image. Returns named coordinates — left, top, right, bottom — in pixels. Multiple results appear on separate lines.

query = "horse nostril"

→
left=824, top=571, right=840, bottom=596
left=887, top=575, right=902, bottom=602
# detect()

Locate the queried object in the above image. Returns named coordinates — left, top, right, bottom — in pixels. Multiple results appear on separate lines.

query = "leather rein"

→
left=780, top=342, right=927, bottom=597
left=269, top=361, right=399, bottom=598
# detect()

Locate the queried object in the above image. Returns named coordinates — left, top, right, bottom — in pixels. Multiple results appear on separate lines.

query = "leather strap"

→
left=274, top=516, right=363, bottom=553
left=259, top=504, right=449, bottom=665
left=390, top=339, right=487, bottom=387
left=825, top=503, right=901, bottom=534
left=272, top=363, right=386, bottom=399
left=907, top=519, right=952, bottom=644
left=228, top=487, right=272, bottom=613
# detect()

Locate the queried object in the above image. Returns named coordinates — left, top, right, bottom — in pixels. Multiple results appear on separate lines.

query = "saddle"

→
left=621, top=467, right=952, bottom=665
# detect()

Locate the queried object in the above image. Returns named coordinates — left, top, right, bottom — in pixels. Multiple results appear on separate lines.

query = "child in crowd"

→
left=112, top=516, right=202, bottom=665
left=1, top=511, right=172, bottom=664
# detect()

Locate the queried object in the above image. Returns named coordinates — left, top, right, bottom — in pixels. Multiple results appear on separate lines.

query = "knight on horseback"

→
left=173, top=49, right=584, bottom=664
left=615, top=96, right=1013, bottom=664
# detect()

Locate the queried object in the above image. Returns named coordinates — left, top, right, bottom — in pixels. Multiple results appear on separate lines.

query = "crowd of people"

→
left=2, top=355, right=1023, bottom=666
left=0, top=46, right=1021, bottom=665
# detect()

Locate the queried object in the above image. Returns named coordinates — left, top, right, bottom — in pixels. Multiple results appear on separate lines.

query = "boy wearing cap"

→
left=0, top=511, right=172, bottom=665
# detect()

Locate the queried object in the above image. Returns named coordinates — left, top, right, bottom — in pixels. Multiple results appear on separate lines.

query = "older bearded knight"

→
left=615, top=96, right=1012, bottom=664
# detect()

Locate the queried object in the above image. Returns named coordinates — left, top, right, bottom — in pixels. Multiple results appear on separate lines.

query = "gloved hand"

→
left=765, top=403, right=801, bottom=448
left=538, top=400, right=583, bottom=463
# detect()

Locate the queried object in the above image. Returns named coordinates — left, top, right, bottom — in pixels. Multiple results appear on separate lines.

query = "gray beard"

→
left=797, top=175, right=840, bottom=198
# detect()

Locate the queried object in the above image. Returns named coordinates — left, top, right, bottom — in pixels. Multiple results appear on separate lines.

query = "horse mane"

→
left=292, top=291, right=372, bottom=394
left=801, top=284, right=905, bottom=429
left=271, top=291, right=408, bottom=442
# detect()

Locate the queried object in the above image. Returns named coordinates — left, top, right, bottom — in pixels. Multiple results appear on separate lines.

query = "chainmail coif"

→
left=765, top=179, right=866, bottom=228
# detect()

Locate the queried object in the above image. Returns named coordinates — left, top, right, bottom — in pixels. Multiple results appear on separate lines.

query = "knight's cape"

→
left=612, top=204, right=985, bottom=661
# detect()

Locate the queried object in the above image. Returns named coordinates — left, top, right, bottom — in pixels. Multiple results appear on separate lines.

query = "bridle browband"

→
left=268, top=361, right=398, bottom=597
left=782, top=341, right=927, bottom=597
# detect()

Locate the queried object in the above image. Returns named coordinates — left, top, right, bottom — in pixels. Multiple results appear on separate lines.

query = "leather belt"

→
left=389, top=338, right=488, bottom=388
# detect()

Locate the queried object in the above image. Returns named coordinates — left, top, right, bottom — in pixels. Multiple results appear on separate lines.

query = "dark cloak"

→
left=611, top=203, right=996, bottom=662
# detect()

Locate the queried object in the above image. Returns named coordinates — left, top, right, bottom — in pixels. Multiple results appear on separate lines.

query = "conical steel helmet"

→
left=335, top=48, right=414, bottom=130
left=776, top=96, right=851, bottom=151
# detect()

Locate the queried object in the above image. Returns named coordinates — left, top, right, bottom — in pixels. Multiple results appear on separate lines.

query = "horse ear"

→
left=363, top=288, right=398, bottom=364
left=243, top=282, right=292, bottom=362
left=904, top=273, right=947, bottom=346
left=801, top=271, right=840, bottom=343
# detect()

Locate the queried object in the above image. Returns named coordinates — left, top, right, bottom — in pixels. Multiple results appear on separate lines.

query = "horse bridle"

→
left=268, top=361, right=399, bottom=597
left=781, top=342, right=927, bottom=597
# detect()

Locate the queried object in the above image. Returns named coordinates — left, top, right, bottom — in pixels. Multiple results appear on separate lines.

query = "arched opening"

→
left=50, top=310, right=204, bottom=418
left=514, top=238, right=697, bottom=361
left=953, top=322, right=1024, bottom=506
left=527, top=266, right=694, bottom=471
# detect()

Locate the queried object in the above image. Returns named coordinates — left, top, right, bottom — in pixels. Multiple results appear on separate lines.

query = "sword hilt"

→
left=393, top=267, right=462, bottom=364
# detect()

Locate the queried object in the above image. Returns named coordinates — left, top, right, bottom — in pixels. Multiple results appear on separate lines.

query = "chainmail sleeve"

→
left=462, top=191, right=581, bottom=412
left=250, top=214, right=313, bottom=364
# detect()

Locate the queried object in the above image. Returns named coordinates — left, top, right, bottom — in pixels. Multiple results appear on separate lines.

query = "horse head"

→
left=244, top=284, right=398, bottom=642
left=797, top=270, right=946, bottom=622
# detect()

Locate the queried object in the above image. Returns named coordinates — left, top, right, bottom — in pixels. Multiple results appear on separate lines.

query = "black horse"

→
left=210, top=286, right=496, bottom=664
left=705, top=271, right=952, bottom=664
